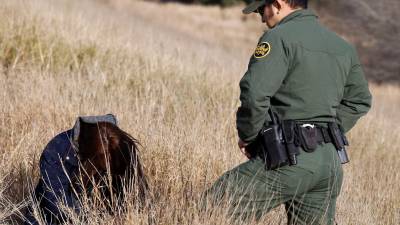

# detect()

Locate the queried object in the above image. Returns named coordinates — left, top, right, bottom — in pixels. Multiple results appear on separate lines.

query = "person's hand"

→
left=238, top=139, right=251, bottom=159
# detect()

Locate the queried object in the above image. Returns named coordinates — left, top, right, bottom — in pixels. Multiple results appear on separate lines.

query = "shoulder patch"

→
left=254, top=42, right=271, bottom=59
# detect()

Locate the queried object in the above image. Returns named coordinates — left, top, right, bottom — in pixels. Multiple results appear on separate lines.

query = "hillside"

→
left=0, top=0, right=399, bottom=224
left=314, top=0, right=400, bottom=83
left=102, top=0, right=400, bottom=83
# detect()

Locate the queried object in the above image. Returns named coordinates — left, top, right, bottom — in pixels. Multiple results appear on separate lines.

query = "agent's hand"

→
left=238, top=138, right=251, bottom=159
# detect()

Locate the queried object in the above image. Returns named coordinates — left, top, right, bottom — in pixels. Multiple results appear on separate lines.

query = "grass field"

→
left=0, top=0, right=399, bottom=224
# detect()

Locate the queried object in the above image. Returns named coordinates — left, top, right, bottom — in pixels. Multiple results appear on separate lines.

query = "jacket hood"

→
left=72, top=114, right=118, bottom=148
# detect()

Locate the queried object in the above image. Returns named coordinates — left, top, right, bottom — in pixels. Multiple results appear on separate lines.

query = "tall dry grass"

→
left=0, top=0, right=399, bottom=224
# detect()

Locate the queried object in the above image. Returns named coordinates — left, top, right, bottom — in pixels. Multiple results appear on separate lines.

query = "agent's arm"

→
left=337, top=48, right=372, bottom=133
left=237, top=32, right=288, bottom=143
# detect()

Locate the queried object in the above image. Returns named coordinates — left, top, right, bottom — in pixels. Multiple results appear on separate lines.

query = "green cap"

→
left=242, top=0, right=266, bottom=14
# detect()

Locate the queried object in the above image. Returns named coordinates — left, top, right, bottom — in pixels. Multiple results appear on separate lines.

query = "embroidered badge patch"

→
left=254, top=42, right=271, bottom=59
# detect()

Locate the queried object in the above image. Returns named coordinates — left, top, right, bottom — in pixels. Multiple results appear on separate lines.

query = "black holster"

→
left=258, top=122, right=288, bottom=170
left=327, top=122, right=350, bottom=164
left=246, top=109, right=299, bottom=170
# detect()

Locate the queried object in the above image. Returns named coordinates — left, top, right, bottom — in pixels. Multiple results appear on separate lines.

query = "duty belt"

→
left=296, top=122, right=348, bottom=157
left=246, top=109, right=350, bottom=170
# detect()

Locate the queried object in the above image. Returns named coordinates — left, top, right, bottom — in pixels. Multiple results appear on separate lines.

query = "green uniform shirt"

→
left=237, top=9, right=372, bottom=143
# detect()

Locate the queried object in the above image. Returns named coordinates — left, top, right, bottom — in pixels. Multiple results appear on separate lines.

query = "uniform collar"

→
left=276, top=9, right=318, bottom=27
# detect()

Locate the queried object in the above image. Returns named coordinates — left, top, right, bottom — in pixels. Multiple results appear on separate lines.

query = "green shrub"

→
left=0, top=21, right=99, bottom=72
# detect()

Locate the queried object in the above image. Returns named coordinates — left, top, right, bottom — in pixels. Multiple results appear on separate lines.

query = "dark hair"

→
left=77, top=121, right=149, bottom=204
left=285, top=0, right=308, bottom=9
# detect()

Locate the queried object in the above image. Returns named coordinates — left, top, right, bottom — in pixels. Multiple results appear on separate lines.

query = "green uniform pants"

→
left=203, top=143, right=343, bottom=225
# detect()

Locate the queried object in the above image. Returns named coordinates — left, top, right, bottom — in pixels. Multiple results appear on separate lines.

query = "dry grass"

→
left=0, top=0, right=399, bottom=224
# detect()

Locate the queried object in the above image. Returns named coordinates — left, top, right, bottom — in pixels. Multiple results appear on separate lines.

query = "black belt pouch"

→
left=259, top=123, right=288, bottom=170
left=299, top=127, right=318, bottom=152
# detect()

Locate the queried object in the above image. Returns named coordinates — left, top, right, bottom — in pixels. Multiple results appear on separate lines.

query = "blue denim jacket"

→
left=24, top=130, right=79, bottom=225
left=24, top=114, right=117, bottom=224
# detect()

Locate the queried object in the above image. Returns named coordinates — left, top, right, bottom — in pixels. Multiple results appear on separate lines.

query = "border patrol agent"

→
left=203, top=0, right=372, bottom=224
left=24, top=114, right=117, bottom=225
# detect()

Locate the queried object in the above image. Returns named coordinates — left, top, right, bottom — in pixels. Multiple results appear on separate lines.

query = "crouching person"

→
left=24, top=114, right=148, bottom=225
